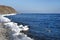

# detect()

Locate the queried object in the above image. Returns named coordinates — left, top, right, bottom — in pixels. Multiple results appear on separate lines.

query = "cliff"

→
left=0, top=5, right=16, bottom=14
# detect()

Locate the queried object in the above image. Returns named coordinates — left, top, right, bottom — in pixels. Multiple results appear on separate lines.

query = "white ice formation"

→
left=0, top=16, right=11, bottom=23
left=0, top=14, right=33, bottom=40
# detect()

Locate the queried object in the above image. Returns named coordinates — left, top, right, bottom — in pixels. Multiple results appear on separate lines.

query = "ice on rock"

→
left=19, top=25, right=24, bottom=28
left=22, top=25, right=29, bottom=31
left=0, top=15, right=33, bottom=40
left=19, top=25, right=29, bottom=31
left=0, top=16, right=11, bottom=23
left=4, top=22, right=22, bottom=35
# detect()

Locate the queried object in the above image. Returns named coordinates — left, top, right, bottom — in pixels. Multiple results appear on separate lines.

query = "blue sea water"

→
left=6, top=13, right=60, bottom=40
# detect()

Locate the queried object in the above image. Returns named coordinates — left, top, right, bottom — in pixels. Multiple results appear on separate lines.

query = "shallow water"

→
left=6, top=13, right=60, bottom=40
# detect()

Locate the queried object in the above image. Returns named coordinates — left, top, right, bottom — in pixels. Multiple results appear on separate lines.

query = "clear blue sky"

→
left=0, top=0, right=60, bottom=13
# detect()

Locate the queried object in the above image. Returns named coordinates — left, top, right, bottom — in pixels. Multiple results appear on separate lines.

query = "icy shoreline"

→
left=0, top=16, right=33, bottom=40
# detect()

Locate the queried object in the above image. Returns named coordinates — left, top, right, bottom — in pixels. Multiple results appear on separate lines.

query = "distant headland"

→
left=0, top=5, right=16, bottom=14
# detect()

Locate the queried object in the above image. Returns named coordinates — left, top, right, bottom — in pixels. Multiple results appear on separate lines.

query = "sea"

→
left=6, top=13, right=60, bottom=40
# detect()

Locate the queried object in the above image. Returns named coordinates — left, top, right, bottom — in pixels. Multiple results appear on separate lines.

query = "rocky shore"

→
left=0, top=23, right=10, bottom=40
left=0, top=5, right=33, bottom=40
left=0, top=5, right=16, bottom=40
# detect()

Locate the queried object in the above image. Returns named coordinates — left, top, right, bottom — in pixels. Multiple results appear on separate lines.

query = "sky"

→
left=0, top=0, right=60, bottom=13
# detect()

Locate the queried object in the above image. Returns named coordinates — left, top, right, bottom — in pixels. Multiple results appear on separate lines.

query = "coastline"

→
left=0, top=13, right=16, bottom=16
left=0, top=17, right=33, bottom=40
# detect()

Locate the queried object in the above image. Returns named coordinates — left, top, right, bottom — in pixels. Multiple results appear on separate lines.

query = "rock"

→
left=0, top=23, right=9, bottom=40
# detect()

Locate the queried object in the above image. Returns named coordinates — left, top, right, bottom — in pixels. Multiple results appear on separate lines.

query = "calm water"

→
left=6, top=13, right=60, bottom=40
